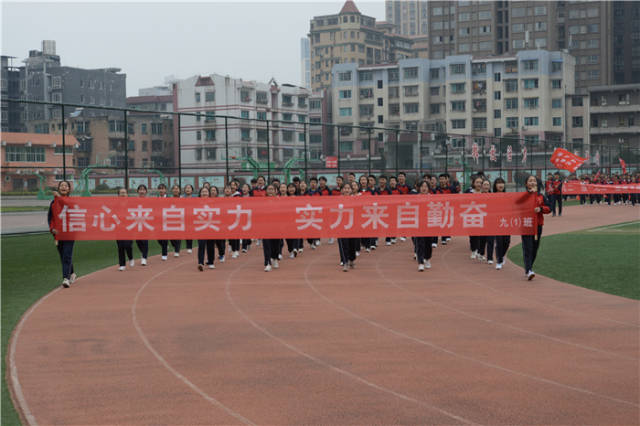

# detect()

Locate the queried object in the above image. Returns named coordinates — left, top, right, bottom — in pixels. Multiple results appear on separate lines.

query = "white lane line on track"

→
left=374, top=243, right=638, bottom=362
left=586, top=221, right=640, bottom=232
left=224, top=252, right=476, bottom=425
left=132, top=259, right=256, bottom=426
left=302, top=247, right=640, bottom=409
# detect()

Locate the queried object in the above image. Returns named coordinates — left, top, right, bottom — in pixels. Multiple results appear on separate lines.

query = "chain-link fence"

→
left=2, top=99, right=638, bottom=197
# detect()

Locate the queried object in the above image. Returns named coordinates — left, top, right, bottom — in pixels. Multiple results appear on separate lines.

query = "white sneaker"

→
left=371, top=245, right=376, bottom=250
left=62, top=278, right=70, bottom=288
left=264, top=264, right=272, bottom=272
left=340, top=262, right=344, bottom=266
left=161, top=255, right=168, bottom=261
left=496, top=263, right=503, bottom=270
left=311, top=243, right=317, bottom=250
left=289, top=252, right=295, bottom=259
left=349, top=261, right=354, bottom=269
left=424, top=260, right=431, bottom=269
left=479, top=255, right=487, bottom=262
left=232, top=251, right=239, bottom=259
left=278, top=254, right=283, bottom=260
left=385, top=241, right=392, bottom=246
left=488, top=260, right=494, bottom=265
left=208, top=264, right=215, bottom=269
left=343, top=264, right=348, bottom=272
left=470, top=250, right=477, bottom=259
left=174, top=252, right=179, bottom=257
left=187, top=249, right=192, bottom=254
left=70, top=273, right=77, bottom=283
left=418, top=264, right=425, bottom=272
left=441, top=240, right=447, bottom=245
left=129, top=259, right=135, bottom=267
left=365, top=248, right=370, bottom=253
left=198, top=264, right=204, bottom=271
left=242, top=248, right=247, bottom=253
left=446, top=238, right=451, bottom=242
left=219, top=255, right=225, bottom=263
left=527, top=270, right=535, bottom=281
left=119, top=266, right=126, bottom=271
left=299, top=248, right=303, bottom=254
left=431, top=242, right=437, bottom=248
left=400, top=237, right=406, bottom=242
left=141, top=258, right=147, bottom=266
left=413, top=253, right=417, bottom=260
left=391, top=238, right=397, bottom=244
left=316, top=240, right=321, bottom=246
left=273, top=259, right=279, bottom=269
left=329, top=238, right=334, bottom=244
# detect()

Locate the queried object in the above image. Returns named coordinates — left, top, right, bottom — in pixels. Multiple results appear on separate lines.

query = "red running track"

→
left=8, top=205, right=640, bottom=425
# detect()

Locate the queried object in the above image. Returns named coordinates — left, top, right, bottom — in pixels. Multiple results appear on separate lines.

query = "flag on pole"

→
left=619, top=158, right=627, bottom=174
left=550, top=147, right=587, bottom=173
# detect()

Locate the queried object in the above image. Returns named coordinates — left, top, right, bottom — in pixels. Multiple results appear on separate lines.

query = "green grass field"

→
left=508, top=221, right=640, bottom=300
left=0, top=206, right=50, bottom=213
left=1, top=234, right=163, bottom=425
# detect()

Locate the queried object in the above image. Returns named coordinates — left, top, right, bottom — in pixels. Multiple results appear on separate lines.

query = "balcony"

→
left=590, top=104, right=640, bottom=114
left=590, top=125, right=640, bottom=135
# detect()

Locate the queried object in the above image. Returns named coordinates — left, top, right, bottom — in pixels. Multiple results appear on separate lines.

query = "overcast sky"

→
left=2, top=1, right=385, bottom=95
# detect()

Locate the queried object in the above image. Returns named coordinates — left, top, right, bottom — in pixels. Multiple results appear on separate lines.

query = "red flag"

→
left=325, top=156, right=338, bottom=168
left=619, top=158, right=627, bottom=174
left=594, top=170, right=601, bottom=180
left=550, top=148, right=587, bottom=173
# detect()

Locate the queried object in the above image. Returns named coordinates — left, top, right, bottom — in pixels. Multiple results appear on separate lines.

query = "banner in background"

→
left=50, top=193, right=538, bottom=240
left=550, top=148, right=586, bottom=173
left=563, top=181, right=640, bottom=195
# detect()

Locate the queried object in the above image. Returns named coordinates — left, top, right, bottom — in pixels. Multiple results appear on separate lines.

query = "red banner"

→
left=50, top=193, right=538, bottom=240
left=619, top=158, right=627, bottom=174
left=325, top=156, right=338, bottom=168
left=563, top=181, right=640, bottom=195
left=550, top=148, right=587, bottom=173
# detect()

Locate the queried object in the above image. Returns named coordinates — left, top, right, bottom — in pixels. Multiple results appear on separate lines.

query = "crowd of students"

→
left=566, top=171, right=640, bottom=207
left=53, top=168, right=618, bottom=287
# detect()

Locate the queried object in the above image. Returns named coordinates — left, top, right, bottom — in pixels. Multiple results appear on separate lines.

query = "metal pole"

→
left=445, top=137, right=449, bottom=174
left=499, top=137, right=503, bottom=178
left=224, top=117, right=229, bottom=185
left=418, top=132, right=423, bottom=176
left=395, top=130, right=399, bottom=176
left=337, top=125, right=341, bottom=177
left=266, top=119, right=270, bottom=182
left=303, top=122, right=308, bottom=180
left=61, top=104, right=66, bottom=180
left=178, top=114, right=182, bottom=188
left=124, top=111, right=129, bottom=190
left=367, top=128, right=372, bottom=176
left=544, top=139, right=547, bottom=178
left=462, top=136, right=467, bottom=190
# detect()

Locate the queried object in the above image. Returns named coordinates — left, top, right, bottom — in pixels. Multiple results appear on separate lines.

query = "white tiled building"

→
left=174, top=75, right=312, bottom=173
left=331, top=50, right=578, bottom=169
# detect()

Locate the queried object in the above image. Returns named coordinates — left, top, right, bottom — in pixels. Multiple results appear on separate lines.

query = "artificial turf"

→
left=1, top=234, right=162, bottom=425
left=508, top=221, right=640, bottom=300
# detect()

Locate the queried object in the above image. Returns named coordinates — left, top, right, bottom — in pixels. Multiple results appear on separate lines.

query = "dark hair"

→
left=199, top=187, right=209, bottom=197
left=438, top=173, right=450, bottom=179
left=526, top=175, right=542, bottom=193
left=292, top=177, right=300, bottom=182
left=493, top=177, right=507, bottom=193
left=389, top=175, right=397, bottom=181
left=171, top=184, right=181, bottom=191
left=348, top=172, right=356, bottom=177
left=319, top=176, right=327, bottom=182
left=309, top=177, right=318, bottom=183
left=250, top=178, right=257, bottom=184
left=368, top=175, right=376, bottom=180
left=257, top=175, right=266, bottom=182
left=57, top=180, right=72, bottom=191
left=398, top=172, right=406, bottom=177
left=379, top=175, right=387, bottom=180
left=157, top=183, right=167, bottom=190
left=286, top=183, right=298, bottom=195
left=184, top=184, right=194, bottom=192
left=137, top=184, right=147, bottom=191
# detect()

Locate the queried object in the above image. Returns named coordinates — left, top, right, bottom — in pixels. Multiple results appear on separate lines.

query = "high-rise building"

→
left=588, top=84, right=640, bottom=149
left=300, top=38, right=311, bottom=88
left=1, top=55, right=25, bottom=132
left=385, top=1, right=640, bottom=89
left=309, top=0, right=415, bottom=92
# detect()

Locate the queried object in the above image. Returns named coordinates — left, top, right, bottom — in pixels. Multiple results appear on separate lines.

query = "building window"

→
left=551, top=61, right=563, bottom=72
left=494, top=72, right=501, bottom=82
left=339, top=141, right=353, bottom=153
left=257, top=129, right=268, bottom=142
left=257, top=111, right=267, bottom=121
left=450, top=82, right=466, bottom=94
left=522, top=60, right=538, bottom=71
left=551, top=79, right=562, bottom=89
left=282, top=130, right=293, bottom=142
left=553, top=117, right=562, bottom=126
left=5, top=145, right=45, bottom=162
left=256, top=91, right=268, bottom=104
left=429, top=68, right=440, bottom=79
left=339, top=90, right=352, bottom=99
left=494, top=91, right=501, bottom=100
left=430, top=86, right=440, bottom=96
left=241, top=128, right=251, bottom=141
left=388, top=87, right=399, bottom=98
left=451, top=100, right=466, bottom=112
left=339, top=107, right=352, bottom=117
left=403, top=85, right=419, bottom=96
left=522, top=78, right=539, bottom=89
left=524, top=117, right=539, bottom=126
left=338, top=71, right=352, bottom=81
left=196, top=130, right=202, bottom=141
left=388, top=69, right=399, bottom=82
left=205, top=91, right=215, bottom=102
left=471, top=63, right=486, bottom=75
left=403, top=103, right=419, bottom=114
left=450, top=63, right=465, bottom=74
left=403, top=67, right=418, bottom=79
left=494, top=128, right=502, bottom=137
left=523, top=97, right=539, bottom=109
left=360, top=88, right=374, bottom=99
left=241, top=110, right=249, bottom=119
left=430, top=103, right=441, bottom=114
left=358, top=71, right=373, bottom=81
left=572, top=116, right=583, bottom=127
left=552, top=98, right=562, bottom=108
left=205, top=129, right=216, bottom=141
left=451, top=119, right=466, bottom=129
left=472, top=117, right=487, bottom=129
left=195, top=92, right=201, bottom=102
left=572, top=96, right=583, bottom=107
left=494, top=109, right=501, bottom=119
left=505, top=117, right=519, bottom=129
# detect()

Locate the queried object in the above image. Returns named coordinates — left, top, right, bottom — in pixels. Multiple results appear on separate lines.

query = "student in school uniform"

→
left=196, top=186, right=216, bottom=271
left=156, top=183, right=170, bottom=261
left=397, top=172, right=411, bottom=194
left=492, top=177, right=510, bottom=270
left=317, top=176, right=331, bottom=196
left=358, top=175, right=377, bottom=252
left=521, top=175, right=551, bottom=280
left=414, top=180, right=434, bottom=271
left=182, top=184, right=195, bottom=253
left=115, top=187, right=135, bottom=271
left=224, top=185, right=242, bottom=259
left=252, top=176, right=267, bottom=197
left=479, top=179, right=494, bottom=264
left=239, top=183, right=253, bottom=253
left=337, top=183, right=358, bottom=271
left=207, top=185, right=226, bottom=263
left=436, top=173, right=455, bottom=245
left=286, top=183, right=301, bottom=258
left=551, top=172, right=563, bottom=216
left=135, top=184, right=149, bottom=265
left=262, top=184, right=281, bottom=271
left=48, top=181, right=77, bottom=288
left=468, top=175, right=484, bottom=260
left=331, top=175, right=344, bottom=196
left=167, top=184, right=182, bottom=257
left=305, top=178, right=322, bottom=248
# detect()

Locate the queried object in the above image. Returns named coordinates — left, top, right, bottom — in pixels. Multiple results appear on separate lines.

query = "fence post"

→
left=419, top=132, right=423, bottom=176
left=337, top=125, right=341, bottom=177
left=499, top=137, right=503, bottom=178
left=266, top=119, right=271, bottom=182
left=368, top=128, right=372, bottom=176
left=124, top=110, right=129, bottom=190
left=303, top=121, right=308, bottom=180
left=178, top=114, right=182, bottom=189
left=60, top=104, right=67, bottom=182
left=462, top=136, right=467, bottom=190
left=544, top=139, right=547, bottom=178
left=395, top=130, right=400, bottom=176
left=224, top=117, right=229, bottom=185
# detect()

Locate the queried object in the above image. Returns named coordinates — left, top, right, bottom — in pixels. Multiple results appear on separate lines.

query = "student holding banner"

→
left=414, top=180, right=434, bottom=272
left=522, top=175, right=551, bottom=280
left=169, top=184, right=182, bottom=257
left=209, top=185, right=226, bottom=263
left=48, top=180, right=77, bottom=288
left=182, top=184, right=195, bottom=253
left=468, top=175, right=484, bottom=260
left=337, top=183, right=358, bottom=271
left=156, top=183, right=170, bottom=261
left=115, top=188, right=135, bottom=271
left=262, top=185, right=281, bottom=272
left=493, top=178, right=511, bottom=270
left=196, top=186, right=216, bottom=271
left=135, top=184, right=149, bottom=266
left=224, top=185, right=241, bottom=259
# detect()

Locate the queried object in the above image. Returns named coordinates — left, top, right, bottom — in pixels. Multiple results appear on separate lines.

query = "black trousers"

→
left=229, top=239, right=240, bottom=252
left=170, top=240, right=181, bottom=253
left=415, top=236, right=433, bottom=264
left=135, top=240, right=148, bottom=258
left=185, top=240, right=193, bottom=250
left=286, top=238, right=300, bottom=253
left=117, top=240, right=133, bottom=266
left=214, top=240, right=226, bottom=257
left=495, top=235, right=511, bottom=264
left=579, top=194, right=587, bottom=204
left=485, top=236, right=495, bottom=261
left=552, top=194, right=562, bottom=216
left=57, top=240, right=75, bottom=279
left=262, top=239, right=280, bottom=266
left=197, top=240, right=215, bottom=265
left=521, top=225, right=543, bottom=273
left=241, top=239, right=251, bottom=250
left=338, top=238, right=358, bottom=263
left=157, top=240, right=168, bottom=256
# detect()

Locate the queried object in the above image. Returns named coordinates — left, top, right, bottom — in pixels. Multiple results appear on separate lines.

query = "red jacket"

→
left=534, top=193, right=551, bottom=226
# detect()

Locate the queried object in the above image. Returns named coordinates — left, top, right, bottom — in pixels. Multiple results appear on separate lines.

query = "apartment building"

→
left=589, top=84, right=640, bottom=149
left=332, top=50, right=579, bottom=169
left=127, top=85, right=174, bottom=113
left=173, top=75, right=313, bottom=173
left=308, top=0, right=415, bottom=92
left=385, top=1, right=640, bottom=89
